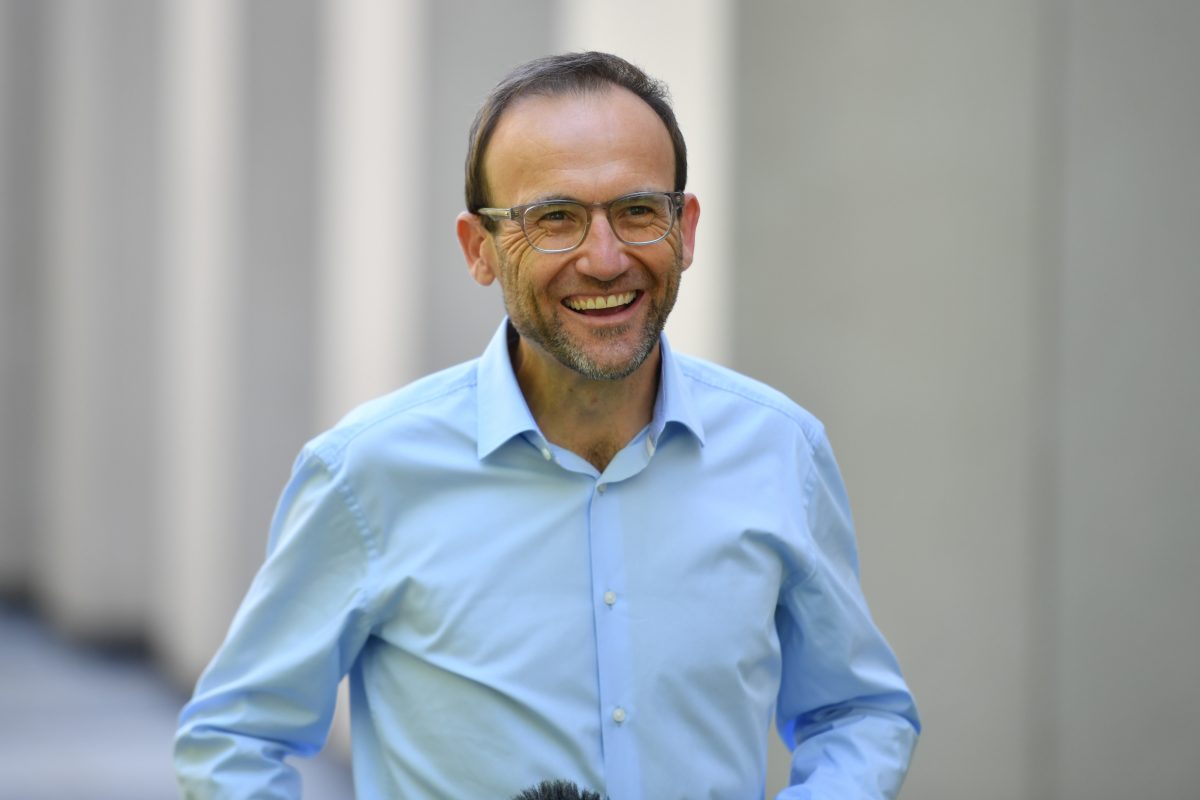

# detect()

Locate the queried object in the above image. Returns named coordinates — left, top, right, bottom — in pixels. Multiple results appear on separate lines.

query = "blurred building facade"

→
left=1, top=1, right=1198, bottom=798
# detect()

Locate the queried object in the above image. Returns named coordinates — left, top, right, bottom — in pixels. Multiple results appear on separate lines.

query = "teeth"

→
left=568, top=291, right=636, bottom=311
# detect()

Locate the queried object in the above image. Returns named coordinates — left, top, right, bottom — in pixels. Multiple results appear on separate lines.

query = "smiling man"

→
left=459, top=82, right=695, bottom=472
left=175, top=52, right=919, bottom=799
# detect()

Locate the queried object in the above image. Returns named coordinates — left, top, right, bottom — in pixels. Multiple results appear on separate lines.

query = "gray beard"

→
left=499, top=251, right=682, bottom=381
left=539, top=310, right=663, bottom=381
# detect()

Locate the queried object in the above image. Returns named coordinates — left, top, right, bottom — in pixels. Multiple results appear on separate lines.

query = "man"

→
left=175, top=52, right=919, bottom=799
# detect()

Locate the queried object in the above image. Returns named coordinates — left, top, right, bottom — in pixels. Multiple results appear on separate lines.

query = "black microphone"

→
left=510, top=778, right=603, bottom=800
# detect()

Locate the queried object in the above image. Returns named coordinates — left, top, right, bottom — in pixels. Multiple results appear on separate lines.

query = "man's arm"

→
left=175, top=449, right=376, bottom=798
left=774, top=428, right=920, bottom=799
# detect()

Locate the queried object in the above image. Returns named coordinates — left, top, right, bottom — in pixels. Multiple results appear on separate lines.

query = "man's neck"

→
left=512, top=339, right=660, bottom=472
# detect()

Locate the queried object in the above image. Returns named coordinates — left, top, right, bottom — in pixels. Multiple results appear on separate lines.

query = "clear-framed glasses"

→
left=477, top=191, right=684, bottom=254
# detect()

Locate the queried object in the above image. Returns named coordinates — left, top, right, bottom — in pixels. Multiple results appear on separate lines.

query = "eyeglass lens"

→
left=523, top=194, right=674, bottom=252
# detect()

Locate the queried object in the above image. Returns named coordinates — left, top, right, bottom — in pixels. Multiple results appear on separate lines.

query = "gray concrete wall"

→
left=735, top=2, right=1199, bottom=798
left=1054, top=3, right=1200, bottom=796
left=734, top=4, right=1050, bottom=796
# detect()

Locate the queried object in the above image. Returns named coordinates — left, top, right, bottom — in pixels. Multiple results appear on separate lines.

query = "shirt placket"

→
left=592, top=426, right=674, bottom=799
left=587, top=472, right=641, bottom=799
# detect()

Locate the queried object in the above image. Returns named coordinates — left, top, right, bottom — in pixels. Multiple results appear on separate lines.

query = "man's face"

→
left=464, top=87, right=699, bottom=382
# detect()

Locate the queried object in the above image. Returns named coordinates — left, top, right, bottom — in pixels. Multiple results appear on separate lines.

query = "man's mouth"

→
left=563, top=291, right=638, bottom=316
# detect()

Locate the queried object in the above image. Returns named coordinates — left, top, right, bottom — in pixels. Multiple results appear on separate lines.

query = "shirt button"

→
left=603, top=590, right=617, bottom=606
left=596, top=482, right=607, bottom=494
left=646, top=437, right=656, bottom=456
left=612, top=707, right=627, bottom=724
left=541, top=447, right=552, bottom=461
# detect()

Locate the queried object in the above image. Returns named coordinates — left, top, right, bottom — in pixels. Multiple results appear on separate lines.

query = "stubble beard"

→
left=501, top=253, right=683, bottom=382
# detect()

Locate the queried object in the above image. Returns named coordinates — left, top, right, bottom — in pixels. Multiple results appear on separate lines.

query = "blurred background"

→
left=2, top=1, right=1198, bottom=798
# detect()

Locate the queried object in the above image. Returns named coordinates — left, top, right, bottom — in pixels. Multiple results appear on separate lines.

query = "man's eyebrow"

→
left=521, top=192, right=583, bottom=206
left=521, top=189, right=666, bottom=206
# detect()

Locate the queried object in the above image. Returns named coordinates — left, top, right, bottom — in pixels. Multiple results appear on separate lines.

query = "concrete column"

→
left=154, top=0, right=241, bottom=681
left=155, top=0, right=328, bottom=687
left=0, top=0, right=47, bottom=596
left=314, top=0, right=430, bottom=756
left=37, top=0, right=162, bottom=641
left=555, top=0, right=735, bottom=365
left=317, top=0, right=427, bottom=426
left=232, top=0, right=324, bottom=638
left=734, top=3, right=1049, bottom=797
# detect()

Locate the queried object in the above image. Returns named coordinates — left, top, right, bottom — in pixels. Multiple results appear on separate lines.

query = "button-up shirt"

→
left=175, top=320, right=919, bottom=799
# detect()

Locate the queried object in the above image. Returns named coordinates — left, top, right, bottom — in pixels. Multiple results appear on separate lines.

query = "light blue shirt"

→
left=175, top=320, right=919, bottom=799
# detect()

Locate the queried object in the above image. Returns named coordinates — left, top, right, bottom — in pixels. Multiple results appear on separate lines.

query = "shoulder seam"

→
left=312, top=370, right=479, bottom=465
left=293, top=451, right=381, bottom=635
left=678, top=359, right=824, bottom=443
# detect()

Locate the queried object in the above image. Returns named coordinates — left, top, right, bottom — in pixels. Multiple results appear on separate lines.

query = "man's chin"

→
left=556, top=338, right=658, bottom=382
left=510, top=308, right=662, bottom=381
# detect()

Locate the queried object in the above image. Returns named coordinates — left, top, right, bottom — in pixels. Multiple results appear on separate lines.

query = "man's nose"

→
left=572, top=213, right=628, bottom=280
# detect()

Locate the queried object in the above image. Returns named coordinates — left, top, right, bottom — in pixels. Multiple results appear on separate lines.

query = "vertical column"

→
left=554, top=0, right=734, bottom=365
left=38, top=0, right=98, bottom=630
left=317, top=0, right=427, bottom=427
left=156, top=0, right=330, bottom=687
left=154, top=0, right=240, bottom=681
left=0, top=0, right=46, bottom=595
left=37, top=0, right=162, bottom=640
left=315, top=0, right=429, bottom=756
left=232, top=0, right=324, bottom=633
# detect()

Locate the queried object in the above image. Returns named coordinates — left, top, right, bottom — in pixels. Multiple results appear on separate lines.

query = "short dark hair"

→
left=510, top=779, right=602, bottom=800
left=465, top=51, right=688, bottom=226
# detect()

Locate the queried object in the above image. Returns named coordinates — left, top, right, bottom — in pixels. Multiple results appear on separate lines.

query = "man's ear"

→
left=456, top=211, right=497, bottom=286
left=678, top=193, right=701, bottom=271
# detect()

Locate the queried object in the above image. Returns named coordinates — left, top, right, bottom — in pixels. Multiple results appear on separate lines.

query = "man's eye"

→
left=530, top=205, right=584, bottom=227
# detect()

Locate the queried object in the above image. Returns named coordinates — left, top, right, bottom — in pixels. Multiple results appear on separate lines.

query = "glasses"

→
left=477, top=191, right=684, bottom=254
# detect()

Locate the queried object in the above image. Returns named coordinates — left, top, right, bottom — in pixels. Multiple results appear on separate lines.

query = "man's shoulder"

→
left=673, top=353, right=825, bottom=443
left=304, top=359, right=480, bottom=466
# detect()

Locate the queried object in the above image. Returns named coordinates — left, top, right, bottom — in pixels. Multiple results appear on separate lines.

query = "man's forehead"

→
left=483, top=86, right=674, bottom=199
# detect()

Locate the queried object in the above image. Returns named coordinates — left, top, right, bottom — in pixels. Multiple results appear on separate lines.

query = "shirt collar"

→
left=476, top=320, right=540, bottom=460
left=652, top=328, right=706, bottom=447
left=475, top=318, right=706, bottom=460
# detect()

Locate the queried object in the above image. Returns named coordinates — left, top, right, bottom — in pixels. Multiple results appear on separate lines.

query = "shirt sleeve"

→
left=774, top=427, right=920, bottom=799
left=174, top=446, right=377, bottom=799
